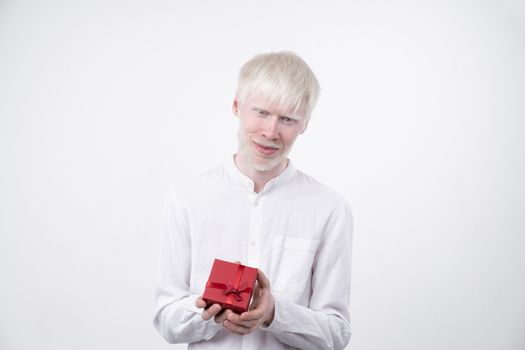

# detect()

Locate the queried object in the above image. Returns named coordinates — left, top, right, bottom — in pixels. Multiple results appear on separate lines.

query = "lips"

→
left=253, top=141, right=280, bottom=156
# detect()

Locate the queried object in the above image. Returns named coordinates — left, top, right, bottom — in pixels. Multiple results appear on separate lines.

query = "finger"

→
left=256, top=269, right=270, bottom=289
left=225, top=310, right=247, bottom=324
left=201, top=303, right=222, bottom=321
left=252, top=283, right=260, bottom=298
left=239, top=307, right=265, bottom=322
left=195, top=296, right=207, bottom=309
left=223, top=319, right=252, bottom=335
left=226, top=313, right=259, bottom=328
left=248, top=299, right=258, bottom=311
left=214, top=308, right=230, bottom=324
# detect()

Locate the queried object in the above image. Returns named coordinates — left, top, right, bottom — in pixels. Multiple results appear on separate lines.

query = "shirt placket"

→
left=246, top=193, right=262, bottom=272
left=242, top=192, right=263, bottom=350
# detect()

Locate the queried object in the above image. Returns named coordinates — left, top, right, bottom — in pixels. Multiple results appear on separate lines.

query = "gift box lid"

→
left=202, top=259, right=258, bottom=313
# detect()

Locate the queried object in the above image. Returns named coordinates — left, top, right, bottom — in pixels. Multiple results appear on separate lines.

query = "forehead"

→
left=244, top=94, right=306, bottom=119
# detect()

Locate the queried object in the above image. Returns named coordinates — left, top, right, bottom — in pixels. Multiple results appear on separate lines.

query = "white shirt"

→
left=153, top=157, right=353, bottom=350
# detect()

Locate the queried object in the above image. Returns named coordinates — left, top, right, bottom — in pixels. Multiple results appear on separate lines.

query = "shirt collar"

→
left=225, top=154, right=297, bottom=193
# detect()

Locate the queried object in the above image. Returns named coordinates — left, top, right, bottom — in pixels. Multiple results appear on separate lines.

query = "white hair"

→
left=235, top=51, right=321, bottom=119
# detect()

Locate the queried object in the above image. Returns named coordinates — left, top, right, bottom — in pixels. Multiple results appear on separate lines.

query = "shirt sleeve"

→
left=263, top=201, right=353, bottom=350
left=153, top=190, right=222, bottom=344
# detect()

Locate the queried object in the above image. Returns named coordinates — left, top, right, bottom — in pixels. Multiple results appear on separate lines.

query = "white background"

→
left=1, top=1, right=524, bottom=349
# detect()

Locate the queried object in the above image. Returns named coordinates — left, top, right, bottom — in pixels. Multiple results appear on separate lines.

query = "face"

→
left=233, top=94, right=308, bottom=173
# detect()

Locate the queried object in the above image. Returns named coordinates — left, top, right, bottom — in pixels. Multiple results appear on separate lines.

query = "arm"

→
left=264, top=201, right=353, bottom=350
left=153, top=190, right=222, bottom=344
left=219, top=201, right=353, bottom=349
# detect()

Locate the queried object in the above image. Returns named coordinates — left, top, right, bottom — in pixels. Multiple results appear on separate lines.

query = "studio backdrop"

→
left=1, top=1, right=524, bottom=349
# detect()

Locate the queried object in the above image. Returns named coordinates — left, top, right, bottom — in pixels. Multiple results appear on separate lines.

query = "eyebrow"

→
left=252, top=105, right=303, bottom=120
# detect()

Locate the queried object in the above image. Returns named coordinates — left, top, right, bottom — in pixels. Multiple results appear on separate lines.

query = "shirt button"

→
left=250, top=240, right=256, bottom=247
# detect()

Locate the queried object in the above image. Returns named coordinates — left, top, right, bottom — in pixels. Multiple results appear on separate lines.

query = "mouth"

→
left=253, top=140, right=281, bottom=156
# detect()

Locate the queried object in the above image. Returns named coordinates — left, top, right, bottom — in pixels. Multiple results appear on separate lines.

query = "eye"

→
left=254, top=108, right=270, bottom=116
left=280, top=116, right=295, bottom=124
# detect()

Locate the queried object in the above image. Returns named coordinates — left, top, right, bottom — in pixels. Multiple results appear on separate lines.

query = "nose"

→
left=261, top=116, right=279, bottom=139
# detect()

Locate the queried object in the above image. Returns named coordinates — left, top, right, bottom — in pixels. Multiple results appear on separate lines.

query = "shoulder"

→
left=167, top=163, right=230, bottom=205
left=289, top=168, right=348, bottom=207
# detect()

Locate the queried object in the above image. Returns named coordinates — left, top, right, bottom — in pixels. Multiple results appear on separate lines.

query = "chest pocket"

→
left=270, top=236, right=319, bottom=294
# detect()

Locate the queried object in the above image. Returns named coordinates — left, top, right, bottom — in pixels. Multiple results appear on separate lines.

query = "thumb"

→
left=256, top=269, right=270, bottom=289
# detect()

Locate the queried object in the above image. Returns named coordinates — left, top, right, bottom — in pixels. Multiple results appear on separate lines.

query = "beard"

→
left=238, top=134, right=291, bottom=172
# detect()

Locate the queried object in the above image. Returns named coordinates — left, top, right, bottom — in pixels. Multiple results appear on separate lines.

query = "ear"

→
left=232, top=99, right=239, bottom=116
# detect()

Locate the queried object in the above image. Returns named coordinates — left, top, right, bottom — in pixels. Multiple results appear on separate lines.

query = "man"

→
left=154, top=51, right=353, bottom=349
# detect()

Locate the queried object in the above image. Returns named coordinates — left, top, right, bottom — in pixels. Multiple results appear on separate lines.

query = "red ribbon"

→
left=206, top=264, right=252, bottom=305
left=224, top=281, right=250, bottom=301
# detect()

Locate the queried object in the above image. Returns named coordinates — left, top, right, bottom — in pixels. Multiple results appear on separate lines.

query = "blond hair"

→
left=235, top=51, right=320, bottom=119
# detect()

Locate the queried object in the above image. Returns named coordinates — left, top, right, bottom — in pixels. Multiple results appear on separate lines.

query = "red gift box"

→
left=202, top=259, right=258, bottom=314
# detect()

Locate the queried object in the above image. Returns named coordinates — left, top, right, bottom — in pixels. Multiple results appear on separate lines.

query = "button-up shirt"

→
left=153, top=157, right=353, bottom=349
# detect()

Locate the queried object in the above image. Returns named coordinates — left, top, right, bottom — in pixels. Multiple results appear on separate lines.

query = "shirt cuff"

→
left=184, top=294, right=224, bottom=338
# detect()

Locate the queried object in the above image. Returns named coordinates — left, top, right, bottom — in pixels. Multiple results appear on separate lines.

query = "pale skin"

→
left=195, top=270, right=275, bottom=335
left=233, top=94, right=308, bottom=193
left=195, top=94, right=309, bottom=334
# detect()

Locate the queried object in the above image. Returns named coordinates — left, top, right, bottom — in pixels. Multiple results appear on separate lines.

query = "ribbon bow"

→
left=224, top=281, right=250, bottom=301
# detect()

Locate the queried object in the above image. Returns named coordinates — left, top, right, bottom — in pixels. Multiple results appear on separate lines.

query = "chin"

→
left=239, top=141, right=287, bottom=173
left=251, top=156, right=285, bottom=172
left=252, top=164, right=277, bottom=172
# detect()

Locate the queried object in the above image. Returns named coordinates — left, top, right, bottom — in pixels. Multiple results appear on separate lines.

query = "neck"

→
left=234, top=154, right=288, bottom=193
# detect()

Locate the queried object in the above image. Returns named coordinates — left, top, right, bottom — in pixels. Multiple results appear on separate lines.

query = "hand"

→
left=195, top=296, right=229, bottom=323
left=222, top=269, right=275, bottom=335
left=195, top=260, right=243, bottom=324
